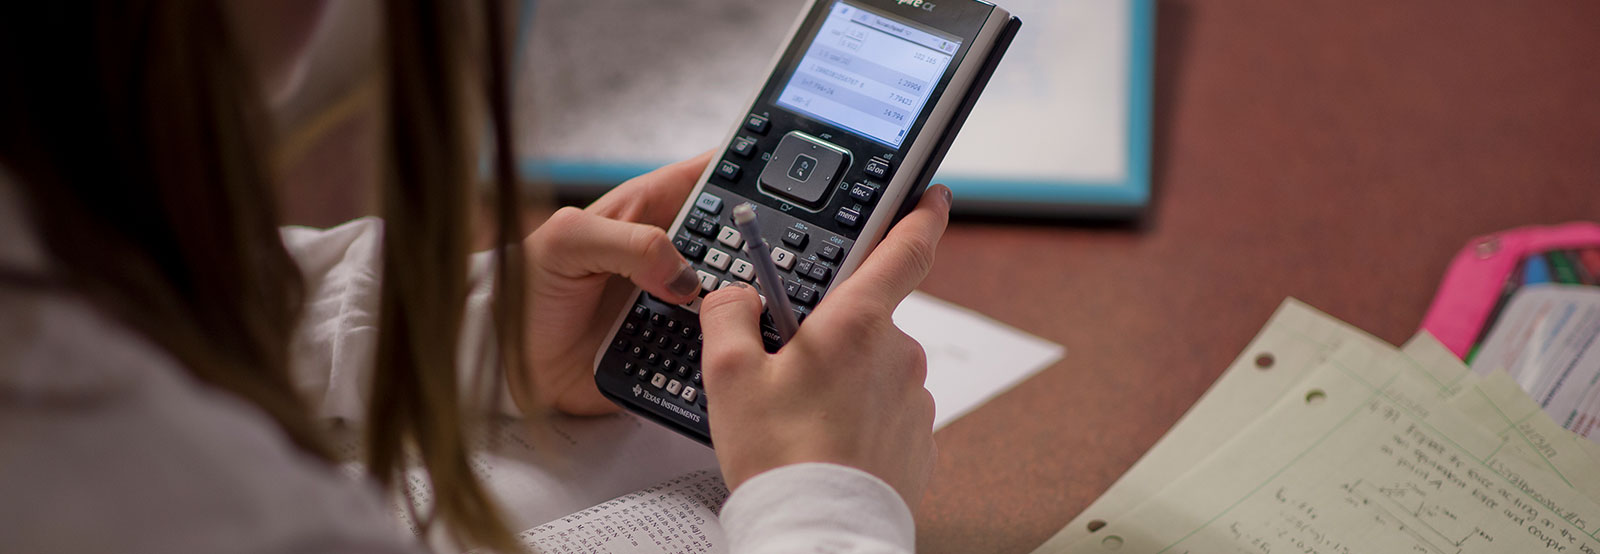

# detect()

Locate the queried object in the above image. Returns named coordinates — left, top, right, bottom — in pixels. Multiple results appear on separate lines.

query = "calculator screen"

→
left=774, top=1, right=963, bottom=149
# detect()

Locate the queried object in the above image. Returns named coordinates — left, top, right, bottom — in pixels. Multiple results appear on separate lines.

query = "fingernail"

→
left=668, top=263, right=701, bottom=297
left=729, top=281, right=752, bottom=290
left=939, top=185, right=953, bottom=204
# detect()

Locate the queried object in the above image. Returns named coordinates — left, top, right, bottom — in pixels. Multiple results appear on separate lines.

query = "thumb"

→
left=527, top=207, right=703, bottom=304
left=697, top=283, right=766, bottom=387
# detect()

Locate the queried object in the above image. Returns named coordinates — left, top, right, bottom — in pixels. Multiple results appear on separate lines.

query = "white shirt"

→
left=0, top=177, right=915, bottom=554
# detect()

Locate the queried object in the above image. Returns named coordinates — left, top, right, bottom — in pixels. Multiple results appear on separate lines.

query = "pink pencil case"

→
left=1420, top=222, right=1600, bottom=359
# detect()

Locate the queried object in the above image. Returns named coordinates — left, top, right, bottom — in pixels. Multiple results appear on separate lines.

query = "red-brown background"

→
left=914, top=1, right=1600, bottom=552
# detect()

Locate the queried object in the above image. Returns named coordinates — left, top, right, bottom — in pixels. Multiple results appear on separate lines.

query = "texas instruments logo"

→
left=632, top=383, right=702, bottom=423
left=896, top=0, right=935, bottom=12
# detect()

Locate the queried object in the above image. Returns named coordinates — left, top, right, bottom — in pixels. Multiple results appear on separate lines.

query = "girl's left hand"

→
left=515, top=151, right=713, bottom=415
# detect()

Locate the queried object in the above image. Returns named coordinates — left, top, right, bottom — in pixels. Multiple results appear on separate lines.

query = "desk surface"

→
left=914, top=1, right=1600, bottom=552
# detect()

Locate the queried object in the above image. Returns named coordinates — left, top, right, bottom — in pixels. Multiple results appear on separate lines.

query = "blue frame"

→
left=519, top=0, right=1155, bottom=217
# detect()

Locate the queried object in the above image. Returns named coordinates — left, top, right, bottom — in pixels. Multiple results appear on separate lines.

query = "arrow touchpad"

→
left=759, top=131, right=850, bottom=207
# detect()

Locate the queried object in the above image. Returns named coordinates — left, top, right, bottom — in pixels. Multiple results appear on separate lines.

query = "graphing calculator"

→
left=593, top=0, right=1020, bottom=445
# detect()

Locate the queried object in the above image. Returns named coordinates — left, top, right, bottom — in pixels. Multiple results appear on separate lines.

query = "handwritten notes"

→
left=511, top=470, right=728, bottom=554
left=1037, top=299, right=1600, bottom=554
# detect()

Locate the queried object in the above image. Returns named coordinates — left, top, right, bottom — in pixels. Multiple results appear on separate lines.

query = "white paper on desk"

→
left=1034, top=299, right=1392, bottom=552
left=1471, top=285, right=1600, bottom=440
left=896, top=291, right=1065, bottom=429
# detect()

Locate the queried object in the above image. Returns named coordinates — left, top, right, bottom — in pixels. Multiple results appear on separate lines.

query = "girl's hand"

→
left=516, top=152, right=712, bottom=415
left=697, top=185, right=953, bottom=510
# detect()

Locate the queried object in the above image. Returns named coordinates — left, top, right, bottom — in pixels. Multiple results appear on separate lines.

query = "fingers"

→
left=698, top=283, right=767, bottom=385
left=591, top=150, right=716, bottom=225
left=830, top=185, right=953, bottom=314
left=529, top=207, right=702, bottom=303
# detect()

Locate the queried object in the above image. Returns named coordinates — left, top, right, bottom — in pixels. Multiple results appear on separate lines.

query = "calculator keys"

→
left=864, top=157, right=892, bottom=180
left=819, top=243, right=842, bottom=262
left=694, top=192, right=723, bottom=214
left=716, top=160, right=742, bottom=181
left=782, top=228, right=809, bottom=249
left=685, top=241, right=706, bottom=260
left=784, top=280, right=808, bottom=304
left=719, top=280, right=735, bottom=290
left=834, top=207, right=861, bottom=228
left=745, top=114, right=770, bottom=135
left=717, top=226, right=743, bottom=249
left=793, top=285, right=817, bottom=305
left=849, top=182, right=879, bottom=204
left=605, top=199, right=869, bottom=432
left=770, top=247, right=796, bottom=270
left=730, top=259, right=755, bottom=281
left=731, top=136, right=757, bottom=158
left=807, top=264, right=831, bottom=282
left=704, top=248, right=732, bottom=271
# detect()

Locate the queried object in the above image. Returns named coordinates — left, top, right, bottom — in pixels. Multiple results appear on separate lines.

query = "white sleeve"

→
left=280, top=217, right=519, bottom=424
left=720, top=463, right=917, bottom=554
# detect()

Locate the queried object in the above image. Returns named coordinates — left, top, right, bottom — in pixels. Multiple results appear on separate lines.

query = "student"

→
left=0, top=3, right=945, bottom=553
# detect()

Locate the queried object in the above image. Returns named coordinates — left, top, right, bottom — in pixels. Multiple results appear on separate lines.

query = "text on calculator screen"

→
left=774, top=1, right=963, bottom=148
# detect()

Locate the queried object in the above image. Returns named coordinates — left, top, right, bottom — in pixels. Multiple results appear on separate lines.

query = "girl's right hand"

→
left=696, top=184, right=952, bottom=510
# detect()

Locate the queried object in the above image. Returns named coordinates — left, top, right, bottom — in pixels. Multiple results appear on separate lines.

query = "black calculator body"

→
left=594, top=0, right=1020, bottom=445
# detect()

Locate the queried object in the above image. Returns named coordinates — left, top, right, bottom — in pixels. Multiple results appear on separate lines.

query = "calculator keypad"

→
left=597, top=185, right=856, bottom=443
left=601, top=100, right=907, bottom=444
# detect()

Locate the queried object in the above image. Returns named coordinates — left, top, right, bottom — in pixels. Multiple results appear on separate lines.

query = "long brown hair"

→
left=0, top=3, right=525, bottom=551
